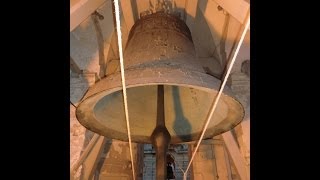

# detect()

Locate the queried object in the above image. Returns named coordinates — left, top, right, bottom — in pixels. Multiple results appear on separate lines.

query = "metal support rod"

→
left=151, top=85, right=171, bottom=180
left=157, top=85, right=165, bottom=127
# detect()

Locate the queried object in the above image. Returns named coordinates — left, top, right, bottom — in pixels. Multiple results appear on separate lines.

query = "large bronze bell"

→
left=76, top=12, right=244, bottom=179
left=76, top=12, right=244, bottom=143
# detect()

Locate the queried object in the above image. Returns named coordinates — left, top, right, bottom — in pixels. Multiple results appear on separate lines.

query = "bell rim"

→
left=76, top=68, right=244, bottom=143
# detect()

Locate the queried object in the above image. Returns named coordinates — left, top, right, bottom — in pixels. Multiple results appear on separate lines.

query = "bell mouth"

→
left=76, top=69, right=244, bottom=143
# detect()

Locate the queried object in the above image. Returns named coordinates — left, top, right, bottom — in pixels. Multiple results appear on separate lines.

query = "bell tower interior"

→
left=70, top=0, right=250, bottom=179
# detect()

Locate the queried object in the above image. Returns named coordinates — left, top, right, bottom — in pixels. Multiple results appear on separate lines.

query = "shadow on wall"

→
left=172, top=86, right=192, bottom=142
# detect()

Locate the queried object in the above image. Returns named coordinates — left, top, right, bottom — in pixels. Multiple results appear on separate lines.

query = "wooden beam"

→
left=120, top=0, right=135, bottom=32
left=223, top=144, right=233, bottom=180
left=81, top=136, right=107, bottom=180
left=184, top=0, right=198, bottom=32
left=213, top=0, right=249, bottom=24
left=71, top=134, right=100, bottom=174
left=241, top=119, right=250, bottom=158
left=222, top=131, right=248, bottom=180
left=91, top=13, right=106, bottom=78
left=213, top=143, right=230, bottom=180
left=70, top=57, right=82, bottom=74
left=70, top=0, right=106, bottom=31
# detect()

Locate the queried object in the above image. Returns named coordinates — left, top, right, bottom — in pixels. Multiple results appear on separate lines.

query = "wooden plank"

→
left=71, top=134, right=100, bottom=174
left=70, top=0, right=106, bottom=31
left=213, top=0, right=249, bottom=24
left=81, top=136, right=107, bottom=180
left=184, top=0, right=198, bottom=32
left=70, top=134, right=101, bottom=180
left=71, top=0, right=81, bottom=7
left=70, top=57, right=82, bottom=74
left=223, top=145, right=233, bottom=180
left=91, top=13, right=106, bottom=78
left=120, top=0, right=136, bottom=31
left=213, top=144, right=229, bottom=180
left=222, top=131, right=248, bottom=180
left=240, top=119, right=250, bottom=180
left=241, top=119, right=250, bottom=158
left=189, top=143, right=217, bottom=180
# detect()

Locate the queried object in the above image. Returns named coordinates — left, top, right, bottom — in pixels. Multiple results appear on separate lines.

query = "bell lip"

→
left=76, top=68, right=245, bottom=144
left=80, top=67, right=238, bottom=102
